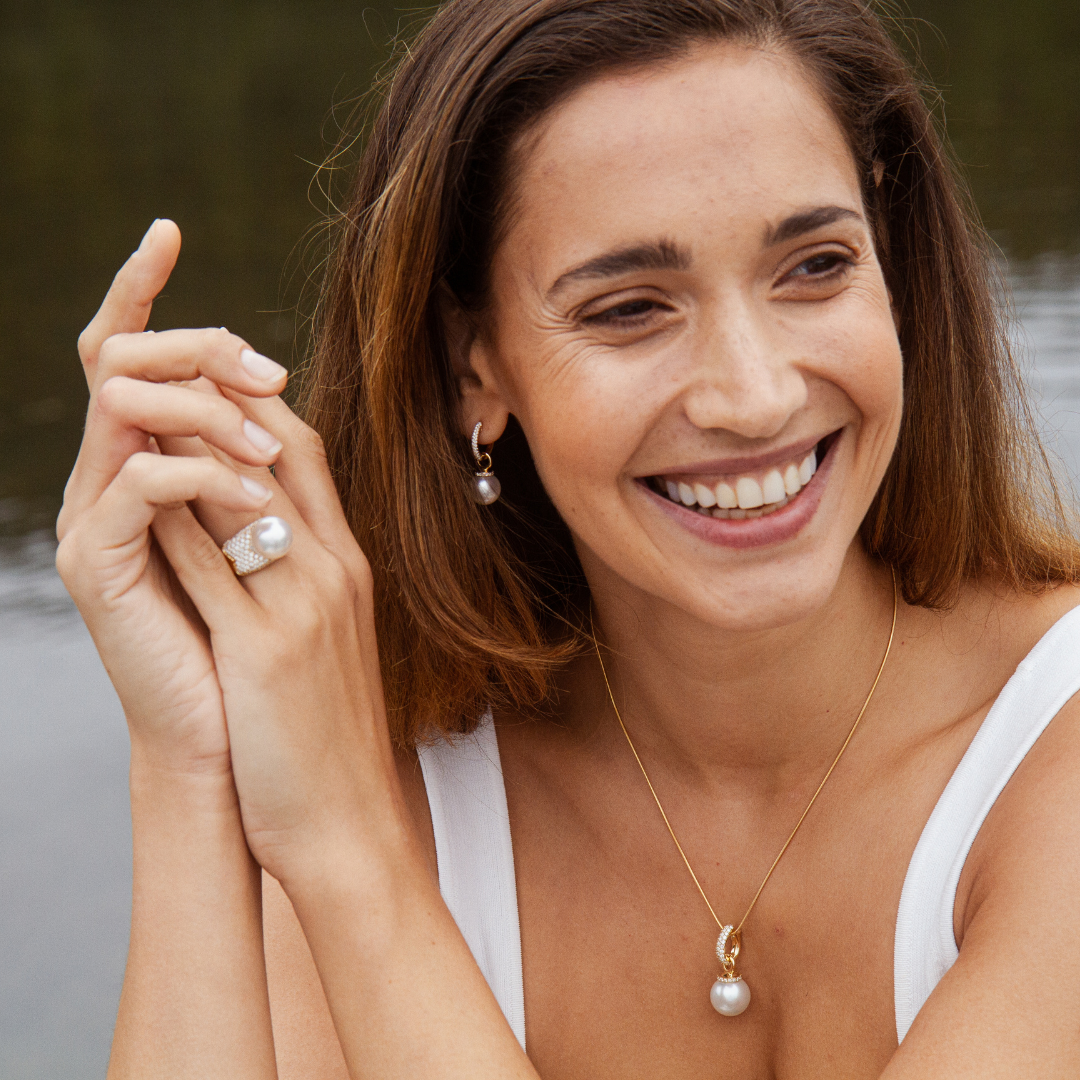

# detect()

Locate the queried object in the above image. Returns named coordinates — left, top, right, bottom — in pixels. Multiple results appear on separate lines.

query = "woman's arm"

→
left=109, top=766, right=277, bottom=1080
left=161, top=385, right=539, bottom=1080
left=264, top=750, right=438, bottom=1080
left=63, top=221, right=540, bottom=1079
left=263, top=751, right=532, bottom=1080
left=881, top=687, right=1080, bottom=1078
left=58, top=222, right=284, bottom=1078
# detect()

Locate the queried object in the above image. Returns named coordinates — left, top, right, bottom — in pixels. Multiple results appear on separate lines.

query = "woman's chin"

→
left=672, top=556, right=850, bottom=633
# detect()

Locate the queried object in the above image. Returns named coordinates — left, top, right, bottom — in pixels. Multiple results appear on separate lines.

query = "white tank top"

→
left=417, top=605, right=1080, bottom=1050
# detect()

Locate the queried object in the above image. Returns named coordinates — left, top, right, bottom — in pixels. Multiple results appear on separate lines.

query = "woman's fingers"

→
left=94, top=327, right=287, bottom=399
left=90, top=451, right=271, bottom=547
left=62, top=379, right=283, bottom=528
left=57, top=451, right=269, bottom=628
left=221, top=390, right=370, bottom=581
left=77, top=219, right=182, bottom=386
left=60, top=324, right=288, bottom=536
left=149, top=504, right=267, bottom=633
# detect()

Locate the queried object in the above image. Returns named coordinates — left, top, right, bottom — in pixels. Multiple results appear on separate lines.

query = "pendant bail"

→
left=716, top=925, right=741, bottom=978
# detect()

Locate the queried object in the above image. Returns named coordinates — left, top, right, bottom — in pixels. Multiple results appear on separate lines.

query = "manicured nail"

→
left=240, top=348, right=287, bottom=382
left=243, top=419, right=283, bottom=455
left=240, top=475, right=272, bottom=502
left=137, top=219, right=159, bottom=253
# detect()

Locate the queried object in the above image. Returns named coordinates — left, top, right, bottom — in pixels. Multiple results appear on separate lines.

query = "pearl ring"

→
left=221, top=516, right=293, bottom=576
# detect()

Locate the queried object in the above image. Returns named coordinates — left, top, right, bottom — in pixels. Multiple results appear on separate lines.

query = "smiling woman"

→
left=305, top=0, right=1079, bottom=748
left=54, top=1, right=1080, bottom=1078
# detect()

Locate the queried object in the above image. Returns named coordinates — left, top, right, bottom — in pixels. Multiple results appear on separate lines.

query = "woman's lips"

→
left=641, top=435, right=838, bottom=550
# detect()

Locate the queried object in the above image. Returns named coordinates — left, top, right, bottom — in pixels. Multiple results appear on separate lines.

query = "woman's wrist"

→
left=272, top=793, right=424, bottom=911
left=129, top=741, right=242, bottom=819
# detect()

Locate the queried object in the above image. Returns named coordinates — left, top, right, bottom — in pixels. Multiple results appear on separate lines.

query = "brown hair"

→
left=299, top=0, right=1080, bottom=747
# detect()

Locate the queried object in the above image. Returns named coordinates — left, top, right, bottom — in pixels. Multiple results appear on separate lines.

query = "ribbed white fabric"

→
left=419, top=606, right=1080, bottom=1051
left=417, top=710, right=526, bottom=1049
left=893, top=603, right=1080, bottom=1042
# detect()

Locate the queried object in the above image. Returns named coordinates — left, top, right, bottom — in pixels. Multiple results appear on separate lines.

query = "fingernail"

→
left=243, top=419, right=283, bottom=455
left=137, top=219, right=159, bottom=253
left=240, top=475, right=272, bottom=502
left=240, top=348, right=287, bottom=381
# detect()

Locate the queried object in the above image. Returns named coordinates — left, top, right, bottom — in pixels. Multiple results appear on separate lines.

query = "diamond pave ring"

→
left=221, top=516, right=293, bottom=576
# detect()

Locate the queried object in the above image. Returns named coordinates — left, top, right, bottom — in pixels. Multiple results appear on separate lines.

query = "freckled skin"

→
left=421, top=39, right=1080, bottom=1080
left=264, top=40, right=1080, bottom=1080
left=467, top=43, right=903, bottom=633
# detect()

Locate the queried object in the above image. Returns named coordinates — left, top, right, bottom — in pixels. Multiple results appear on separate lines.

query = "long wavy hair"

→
left=298, top=0, right=1080, bottom=747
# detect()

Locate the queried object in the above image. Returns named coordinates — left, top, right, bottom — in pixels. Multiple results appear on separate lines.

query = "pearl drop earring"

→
left=469, top=421, right=501, bottom=505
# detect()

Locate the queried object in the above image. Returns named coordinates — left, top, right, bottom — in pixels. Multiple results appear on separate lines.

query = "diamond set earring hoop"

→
left=470, top=422, right=501, bottom=505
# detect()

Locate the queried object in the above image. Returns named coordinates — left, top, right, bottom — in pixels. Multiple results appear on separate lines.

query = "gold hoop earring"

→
left=470, top=422, right=501, bottom=505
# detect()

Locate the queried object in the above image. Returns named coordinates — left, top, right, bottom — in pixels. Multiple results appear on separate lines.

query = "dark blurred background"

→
left=0, top=2, right=1078, bottom=1077
left=2, top=0, right=1079, bottom=545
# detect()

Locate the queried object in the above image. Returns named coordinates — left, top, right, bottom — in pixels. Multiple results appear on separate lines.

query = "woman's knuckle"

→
left=96, top=333, right=124, bottom=374
left=187, top=528, right=226, bottom=573
left=259, top=627, right=297, bottom=669
left=323, top=559, right=356, bottom=604
left=211, top=395, right=242, bottom=427
left=54, top=537, right=73, bottom=581
left=77, top=325, right=96, bottom=363
left=94, top=375, right=129, bottom=417
left=352, top=556, right=375, bottom=599
left=199, top=326, right=232, bottom=356
left=119, top=451, right=156, bottom=487
left=56, top=501, right=74, bottom=542
left=292, top=421, right=327, bottom=461
left=54, top=532, right=83, bottom=585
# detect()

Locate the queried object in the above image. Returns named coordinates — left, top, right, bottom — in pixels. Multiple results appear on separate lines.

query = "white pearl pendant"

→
left=710, top=976, right=751, bottom=1016
left=471, top=472, right=501, bottom=505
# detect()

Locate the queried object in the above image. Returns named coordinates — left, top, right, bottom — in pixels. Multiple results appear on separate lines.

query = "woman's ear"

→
left=438, top=284, right=510, bottom=444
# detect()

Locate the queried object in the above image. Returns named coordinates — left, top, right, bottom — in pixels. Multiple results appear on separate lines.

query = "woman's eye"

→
left=585, top=298, right=664, bottom=324
left=788, top=252, right=851, bottom=279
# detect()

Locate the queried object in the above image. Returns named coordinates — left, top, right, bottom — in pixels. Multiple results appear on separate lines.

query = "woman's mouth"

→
left=641, top=432, right=839, bottom=548
left=651, top=441, right=823, bottom=518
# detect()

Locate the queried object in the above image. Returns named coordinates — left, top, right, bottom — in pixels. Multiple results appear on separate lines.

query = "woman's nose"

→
left=679, top=301, right=808, bottom=439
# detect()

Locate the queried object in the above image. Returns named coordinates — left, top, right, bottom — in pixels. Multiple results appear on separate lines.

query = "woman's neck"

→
left=574, top=545, right=897, bottom=791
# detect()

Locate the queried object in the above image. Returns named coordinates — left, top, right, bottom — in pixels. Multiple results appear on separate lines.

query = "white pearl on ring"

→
left=251, top=516, right=293, bottom=558
left=710, top=976, right=751, bottom=1016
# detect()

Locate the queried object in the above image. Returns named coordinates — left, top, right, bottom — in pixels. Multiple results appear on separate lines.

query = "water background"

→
left=1, top=2, right=1078, bottom=1076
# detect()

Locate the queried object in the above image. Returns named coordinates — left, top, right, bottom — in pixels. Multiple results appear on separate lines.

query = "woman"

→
left=56, top=0, right=1080, bottom=1076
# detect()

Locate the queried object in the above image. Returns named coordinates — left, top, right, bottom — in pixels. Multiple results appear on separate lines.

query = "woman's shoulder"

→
left=932, top=577, right=1080, bottom=691
left=952, top=579, right=1080, bottom=939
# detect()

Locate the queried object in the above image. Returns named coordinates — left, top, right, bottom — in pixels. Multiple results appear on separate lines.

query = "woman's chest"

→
left=503, top=730, right=968, bottom=1080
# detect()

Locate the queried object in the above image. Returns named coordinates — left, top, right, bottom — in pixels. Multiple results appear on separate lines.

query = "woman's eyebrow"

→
left=766, top=205, right=864, bottom=246
left=546, top=239, right=691, bottom=299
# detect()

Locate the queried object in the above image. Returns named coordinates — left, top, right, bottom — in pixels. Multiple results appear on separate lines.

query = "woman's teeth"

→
left=659, top=450, right=817, bottom=520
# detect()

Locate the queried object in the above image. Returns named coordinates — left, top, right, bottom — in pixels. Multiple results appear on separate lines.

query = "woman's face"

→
left=476, top=42, right=903, bottom=631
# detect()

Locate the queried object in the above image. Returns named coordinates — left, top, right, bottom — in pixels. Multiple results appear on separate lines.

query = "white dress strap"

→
left=894, top=604, right=1080, bottom=1042
left=416, top=711, right=526, bottom=1049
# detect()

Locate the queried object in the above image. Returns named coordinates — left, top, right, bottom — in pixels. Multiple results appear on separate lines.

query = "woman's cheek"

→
left=516, top=354, right=650, bottom=519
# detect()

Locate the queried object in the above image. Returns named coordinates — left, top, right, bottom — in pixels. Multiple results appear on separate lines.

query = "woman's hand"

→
left=62, top=221, right=535, bottom=1080
left=58, top=219, right=302, bottom=1080
left=56, top=220, right=289, bottom=778
left=58, top=219, right=401, bottom=885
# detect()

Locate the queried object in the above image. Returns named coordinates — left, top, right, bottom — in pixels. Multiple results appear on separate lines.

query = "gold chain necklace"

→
left=592, top=569, right=897, bottom=1016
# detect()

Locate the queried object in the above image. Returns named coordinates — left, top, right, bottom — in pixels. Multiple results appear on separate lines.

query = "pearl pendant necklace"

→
left=591, top=571, right=898, bottom=1018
